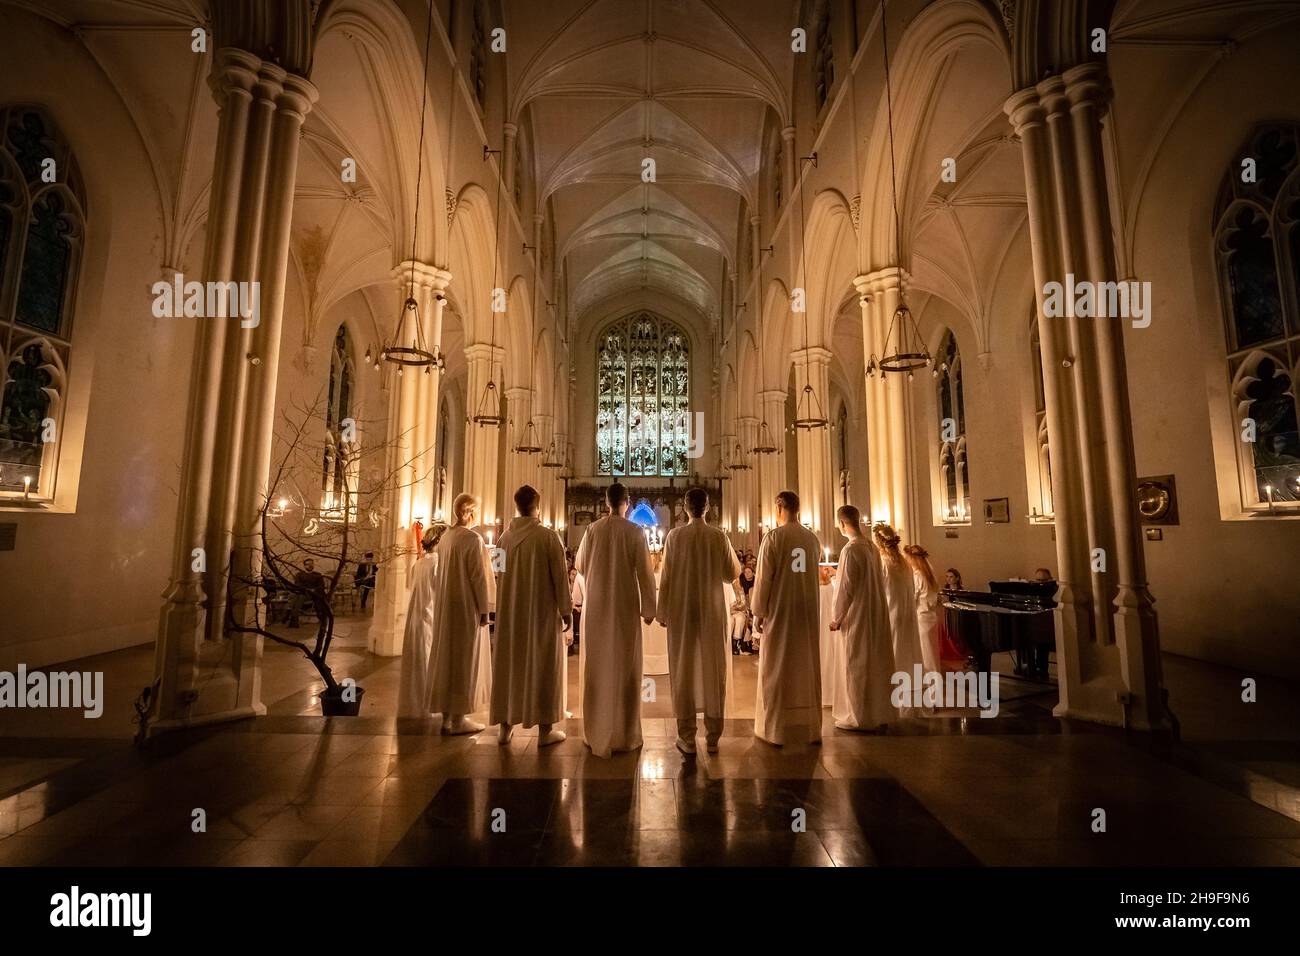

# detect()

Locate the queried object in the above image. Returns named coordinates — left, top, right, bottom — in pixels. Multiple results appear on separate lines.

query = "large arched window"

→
left=1029, top=316, right=1053, bottom=518
left=0, top=107, right=83, bottom=502
left=596, top=312, right=691, bottom=476
left=322, top=324, right=355, bottom=513
left=1214, top=124, right=1300, bottom=510
left=935, top=329, right=970, bottom=522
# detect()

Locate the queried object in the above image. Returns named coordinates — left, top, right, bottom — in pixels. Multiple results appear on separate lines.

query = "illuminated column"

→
left=736, top=415, right=759, bottom=548
left=792, top=347, right=834, bottom=545
left=1006, top=65, right=1167, bottom=730
left=153, top=51, right=317, bottom=731
left=757, top=388, right=787, bottom=535
left=534, top=411, right=556, bottom=522
left=854, top=269, right=915, bottom=538
left=464, top=343, right=505, bottom=527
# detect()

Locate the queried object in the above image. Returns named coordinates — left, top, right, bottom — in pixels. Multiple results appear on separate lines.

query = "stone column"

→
left=464, top=343, right=506, bottom=527
left=757, top=388, right=787, bottom=536
left=365, top=263, right=450, bottom=657
left=792, top=347, right=834, bottom=546
left=1005, top=66, right=1167, bottom=730
left=854, top=269, right=916, bottom=539
left=152, top=50, right=317, bottom=732
left=781, top=126, right=797, bottom=207
left=503, top=123, right=518, bottom=197
left=736, top=415, right=759, bottom=549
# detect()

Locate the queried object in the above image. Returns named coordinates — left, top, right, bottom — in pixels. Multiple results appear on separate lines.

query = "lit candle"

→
left=823, top=546, right=830, bottom=564
left=278, top=498, right=289, bottom=512
left=1265, top=484, right=1274, bottom=514
left=487, top=531, right=494, bottom=546
left=23, top=475, right=32, bottom=500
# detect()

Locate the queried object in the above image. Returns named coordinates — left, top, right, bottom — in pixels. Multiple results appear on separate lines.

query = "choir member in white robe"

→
left=397, top=527, right=443, bottom=718
left=656, top=487, right=741, bottom=755
left=904, top=544, right=942, bottom=674
left=873, top=524, right=925, bottom=716
left=491, top=484, right=573, bottom=746
left=574, top=482, right=657, bottom=758
left=428, top=493, right=491, bottom=734
left=750, top=490, right=823, bottom=746
left=827, top=505, right=895, bottom=731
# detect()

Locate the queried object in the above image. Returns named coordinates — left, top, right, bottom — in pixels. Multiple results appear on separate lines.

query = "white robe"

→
left=574, top=514, right=657, bottom=758
left=914, top=569, right=942, bottom=674
left=427, top=526, right=490, bottom=716
left=880, top=554, right=925, bottom=714
left=657, top=520, right=740, bottom=724
left=750, top=522, right=823, bottom=745
left=490, top=516, right=572, bottom=727
left=396, top=552, right=439, bottom=718
left=830, top=538, right=896, bottom=729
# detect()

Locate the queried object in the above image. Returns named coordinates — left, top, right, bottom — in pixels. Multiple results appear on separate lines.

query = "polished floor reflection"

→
left=2, top=621, right=1299, bottom=867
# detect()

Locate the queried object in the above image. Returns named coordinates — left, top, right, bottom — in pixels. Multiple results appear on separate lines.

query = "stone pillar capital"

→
left=1063, top=61, right=1112, bottom=112
left=393, top=261, right=453, bottom=294
left=1003, top=86, right=1046, bottom=135
left=464, top=342, right=505, bottom=364
left=792, top=345, right=833, bottom=368
left=275, top=71, right=319, bottom=118
left=503, top=122, right=518, bottom=137
left=759, top=388, right=786, bottom=403
left=781, top=125, right=796, bottom=142
left=209, top=48, right=262, bottom=101
left=854, top=267, right=907, bottom=296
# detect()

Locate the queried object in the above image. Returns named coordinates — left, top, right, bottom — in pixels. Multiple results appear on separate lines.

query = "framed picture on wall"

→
left=573, top=510, right=594, bottom=526
left=983, top=497, right=1010, bottom=523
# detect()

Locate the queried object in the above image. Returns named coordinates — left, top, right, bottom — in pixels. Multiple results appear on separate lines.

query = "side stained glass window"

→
left=1215, top=124, right=1300, bottom=508
left=0, top=106, right=82, bottom=501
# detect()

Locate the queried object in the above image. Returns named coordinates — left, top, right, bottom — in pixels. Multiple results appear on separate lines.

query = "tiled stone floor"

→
left=2, top=613, right=1299, bottom=867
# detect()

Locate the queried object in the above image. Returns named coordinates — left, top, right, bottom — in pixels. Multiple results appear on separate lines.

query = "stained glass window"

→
left=470, top=1, right=487, bottom=110
left=596, top=313, right=691, bottom=477
left=936, top=329, right=970, bottom=521
left=322, top=324, right=355, bottom=510
left=1215, top=124, right=1300, bottom=508
left=813, top=2, right=834, bottom=112
left=0, top=106, right=82, bottom=500
left=1029, top=316, right=1053, bottom=517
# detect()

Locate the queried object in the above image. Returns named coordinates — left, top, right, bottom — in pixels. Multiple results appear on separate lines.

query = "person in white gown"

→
left=873, top=523, right=924, bottom=716
left=574, top=482, right=657, bottom=758
left=750, top=490, right=823, bottom=746
left=656, top=486, right=741, bottom=755
left=428, top=493, right=491, bottom=734
left=827, top=505, right=895, bottom=731
left=904, top=544, right=942, bottom=674
left=491, top=484, right=573, bottom=746
left=397, top=525, right=444, bottom=718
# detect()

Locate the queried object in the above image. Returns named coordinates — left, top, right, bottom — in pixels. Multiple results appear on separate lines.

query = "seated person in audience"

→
left=353, top=552, right=378, bottom=610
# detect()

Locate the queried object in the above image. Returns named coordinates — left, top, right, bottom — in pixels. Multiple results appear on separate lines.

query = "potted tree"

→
left=224, top=393, right=427, bottom=716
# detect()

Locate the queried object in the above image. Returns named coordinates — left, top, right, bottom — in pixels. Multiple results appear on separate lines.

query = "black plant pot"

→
left=320, top=685, right=365, bottom=716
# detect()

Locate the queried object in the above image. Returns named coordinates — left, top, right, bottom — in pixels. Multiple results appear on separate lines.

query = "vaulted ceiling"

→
left=504, top=0, right=794, bottom=324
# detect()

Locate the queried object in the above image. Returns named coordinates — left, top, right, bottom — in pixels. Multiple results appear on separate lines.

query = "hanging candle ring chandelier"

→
left=472, top=144, right=508, bottom=427
left=382, top=2, right=440, bottom=376
left=868, top=300, right=930, bottom=378
left=792, top=153, right=828, bottom=430
left=866, top=0, right=930, bottom=382
left=513, top=241, right=544, bottom=454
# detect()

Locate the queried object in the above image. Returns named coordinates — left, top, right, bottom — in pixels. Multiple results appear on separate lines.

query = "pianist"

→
left=1018, top=568, right=1056, bottom=679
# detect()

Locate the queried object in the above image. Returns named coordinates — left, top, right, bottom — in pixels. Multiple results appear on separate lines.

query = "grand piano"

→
left=942, top=580, right=1058, bottom=676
